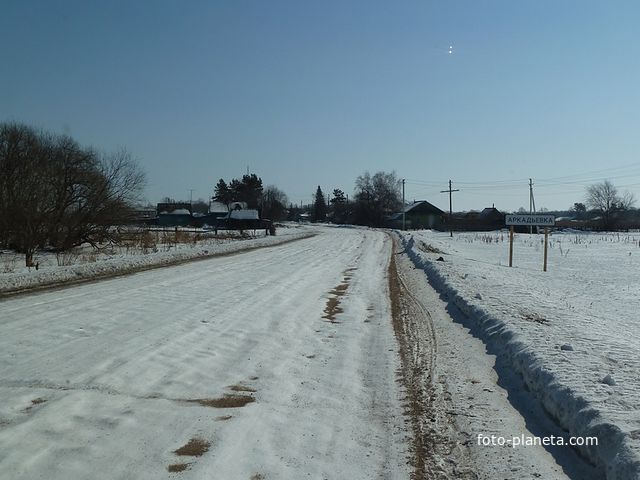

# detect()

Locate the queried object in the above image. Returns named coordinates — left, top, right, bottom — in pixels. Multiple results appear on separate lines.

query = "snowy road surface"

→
left=1, top=227, right=607, bottom=479
left=0, top=229, right=408, bottom=479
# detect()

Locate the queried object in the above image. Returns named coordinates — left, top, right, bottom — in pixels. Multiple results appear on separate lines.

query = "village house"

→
left=387, top=201, right=445, bottom=230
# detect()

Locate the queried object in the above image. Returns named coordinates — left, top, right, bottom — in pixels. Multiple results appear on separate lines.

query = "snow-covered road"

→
left=0, top=228, right=408, bottom=479
left=3, top=226, right=611, bottom=479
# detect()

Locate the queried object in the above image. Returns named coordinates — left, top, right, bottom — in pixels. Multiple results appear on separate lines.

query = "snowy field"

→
left=0, top=224, right=313, bottom=294
left=401, top=229, right=640, bottom=479
left=0, top=228, right=408, bottom=479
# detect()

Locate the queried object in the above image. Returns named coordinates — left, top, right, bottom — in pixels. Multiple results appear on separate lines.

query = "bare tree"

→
left=0, top=123, right=55, bottom=265
left=586, top=179, right=635, bottom=230
left=63, top=148, right=144, bottom=249
left=354, top=171, right=401, bottom=226
left=0, top=122, right=146, bottom=264
left=262, top=185, right=288, bottom=221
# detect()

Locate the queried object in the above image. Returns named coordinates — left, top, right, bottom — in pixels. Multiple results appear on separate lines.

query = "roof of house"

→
left=209, top=201, right=229, bottom=214
left=157, top=202, right=191, bottom=214
left=403, top=201, right=444, bottom=214
left=480, top=207, right=503, bottom=217
left=160, top=208, right=191, bottom=215
left=229, top=209, right=259, bottom=220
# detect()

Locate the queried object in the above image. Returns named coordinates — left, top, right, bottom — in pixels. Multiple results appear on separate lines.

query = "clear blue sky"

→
left=3, top=0, right=640, bottom=212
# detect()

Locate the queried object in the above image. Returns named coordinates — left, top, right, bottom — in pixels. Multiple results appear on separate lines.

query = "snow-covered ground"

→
left=5, top=224, right=638, bottom=479
left=0, top=228, right=409, bottom=479
left=401, top=229, right=640, bottom=479
left=0, top=224, right=313, bottom=294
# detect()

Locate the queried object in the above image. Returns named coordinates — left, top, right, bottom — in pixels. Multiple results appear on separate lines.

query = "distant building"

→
left=387, top=201, right=445, bottom=230
left=131, top=208, right=157, bottom=225
left=157, top=202, right=193, bottom=226
left=157, top=202, right=192, bottom=215
left=209, top=201, right=230, bottom=217
left=451, top=206, right=505, bottom=231
left=478, top=207, right=505, bottom=230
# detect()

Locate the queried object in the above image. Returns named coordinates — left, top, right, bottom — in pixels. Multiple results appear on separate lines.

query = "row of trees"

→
left=213, top=174, right=289, bottom=221
left=0, top=123, right=145, bottom=265
left=309, top=171, right=402, bottom=226
left=214, top=174, right=263, bottom=210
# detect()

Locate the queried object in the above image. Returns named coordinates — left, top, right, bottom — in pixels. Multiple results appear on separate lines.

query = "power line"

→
left=406, top=162, right=640, bottom=191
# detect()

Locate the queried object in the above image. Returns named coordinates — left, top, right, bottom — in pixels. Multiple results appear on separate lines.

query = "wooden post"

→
left=543, top=227, right=549, bottom=272
left=509, top=226, right=514, bottom=267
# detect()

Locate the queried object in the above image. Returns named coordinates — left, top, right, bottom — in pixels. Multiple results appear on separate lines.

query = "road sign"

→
left=505, top=214, right=555, bottom=272
left=505, top=214, right=555, bottom=226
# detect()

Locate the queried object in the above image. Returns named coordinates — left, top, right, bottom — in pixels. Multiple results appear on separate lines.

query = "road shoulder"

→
left=389, top=234, right=578, bottom=479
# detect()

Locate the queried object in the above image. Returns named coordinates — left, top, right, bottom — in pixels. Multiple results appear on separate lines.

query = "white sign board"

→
left=505, top=214, right=555, bottom=226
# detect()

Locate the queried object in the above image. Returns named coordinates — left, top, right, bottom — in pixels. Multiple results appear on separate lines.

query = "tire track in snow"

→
left=389, top=235, right=460, bottom=479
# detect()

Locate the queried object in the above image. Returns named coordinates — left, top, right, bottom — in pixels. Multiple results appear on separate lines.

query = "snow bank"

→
left=399, top=231, right=640, bottom=480
left=0, top=229, right=314, bottom=294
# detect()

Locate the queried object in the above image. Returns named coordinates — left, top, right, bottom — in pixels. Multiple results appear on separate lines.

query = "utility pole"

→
left=440, top=180, right=459, bottom=237
left=529, top=179, right=537, bottom=234
left=402, top=179, right=406, bottom=231
left=188, top=189, right=195, bottom=209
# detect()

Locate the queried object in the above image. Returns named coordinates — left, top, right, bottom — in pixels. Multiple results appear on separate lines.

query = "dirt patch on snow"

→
left=189, top=395, right=255, bottom=408
left=23, top=397, right=47, bottom=413
left=215, top=415, right=233, bottom=421
left=167, top=463, right=190, bottom=472
left=228, top=384, right=257, bottom=393
left=174, top=438, right=210, bottom=457
left=329, top=283, right=349, bottom=296
left=322, top=295, right=344, bottom=322
left=417, top=241, right=445, bottom=255
left=323, top=269, right=356, bottom=322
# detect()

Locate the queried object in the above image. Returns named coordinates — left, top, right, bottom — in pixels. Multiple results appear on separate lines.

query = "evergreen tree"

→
left=214, top=174, right=264, bottom=210
left=213, top=179, right=232, bottom=207
left=330, top=188, right=348, bottom=223
left=236, top=173, right=263, bottom=209
left=313, top=186, right=327, bottom=222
